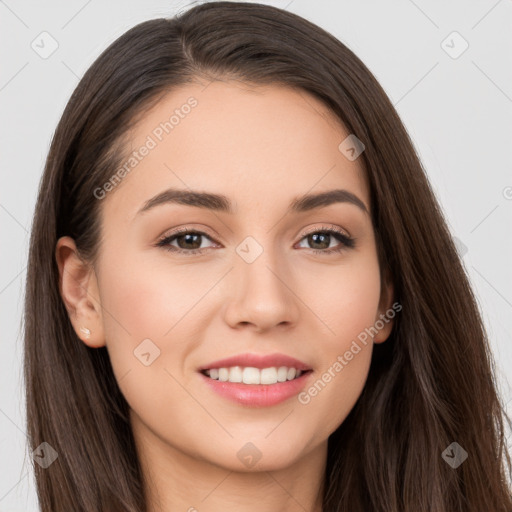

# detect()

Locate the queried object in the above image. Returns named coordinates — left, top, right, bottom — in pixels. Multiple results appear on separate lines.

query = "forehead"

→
left=100, top=80, right=369, bottom=222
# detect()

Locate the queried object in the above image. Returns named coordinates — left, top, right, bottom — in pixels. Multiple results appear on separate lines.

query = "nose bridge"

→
left=223, top=232, right=300, bottom=330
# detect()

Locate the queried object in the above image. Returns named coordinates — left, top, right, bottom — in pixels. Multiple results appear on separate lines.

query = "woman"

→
left=24, top=2, right=512, bottom=511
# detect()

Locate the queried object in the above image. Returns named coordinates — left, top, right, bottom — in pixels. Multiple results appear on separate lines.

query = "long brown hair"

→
left=23, top=2, right=512, bottom=510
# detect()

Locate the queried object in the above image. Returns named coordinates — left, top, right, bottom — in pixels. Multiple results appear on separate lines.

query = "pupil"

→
left=310, top=233, right=329, bottom=249
left=179, top=233, right=201, bottom=249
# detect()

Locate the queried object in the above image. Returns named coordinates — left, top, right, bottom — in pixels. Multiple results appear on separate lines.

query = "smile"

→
left=202, top=366, right=308, bottom=384
left=199, top=367, right=313, bottom=407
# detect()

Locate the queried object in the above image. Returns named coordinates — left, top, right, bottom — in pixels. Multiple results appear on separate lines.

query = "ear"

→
left=55, top=236, right=105, bottom=348
left=373, top=269, right=396, bottom=344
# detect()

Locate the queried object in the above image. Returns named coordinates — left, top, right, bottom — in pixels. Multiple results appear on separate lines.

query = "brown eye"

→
left=156, top=230, right=217, bottom=255
left=296, top=227, right=355, bottom=254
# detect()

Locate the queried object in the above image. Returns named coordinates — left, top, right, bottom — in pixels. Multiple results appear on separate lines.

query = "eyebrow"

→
left=137, top=187, right=369, bottom=217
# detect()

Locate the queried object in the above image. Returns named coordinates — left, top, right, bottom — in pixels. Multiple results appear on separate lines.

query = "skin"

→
left=56, top=80, right=394, bottom=512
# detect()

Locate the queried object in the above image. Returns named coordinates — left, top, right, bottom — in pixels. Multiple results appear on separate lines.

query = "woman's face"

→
left=58, top=80, right=394, bottom=472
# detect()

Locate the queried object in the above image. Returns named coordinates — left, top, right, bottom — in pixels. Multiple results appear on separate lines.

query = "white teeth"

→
left=287, top=367, right=297, bottom=381
left=229, top=366, right=243, bottom=383
left=203, top=366, right=306, bottom=385
left=260, top=367, right=277, bottom=385
left=243, top=367, right=260, bottom=384
left=277, top=366, right=288, bottom=382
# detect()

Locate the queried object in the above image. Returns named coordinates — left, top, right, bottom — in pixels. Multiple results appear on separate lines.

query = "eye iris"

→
left=309, top=232, right=330, bottom=249
left=177, top=233, right=202, bottom=250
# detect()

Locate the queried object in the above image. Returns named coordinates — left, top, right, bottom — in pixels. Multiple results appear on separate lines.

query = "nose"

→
left=223, top=246, right=301, bottom=333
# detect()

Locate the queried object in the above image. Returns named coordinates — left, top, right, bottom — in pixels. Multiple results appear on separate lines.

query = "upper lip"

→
left=199, top=353, right=312, bottom=372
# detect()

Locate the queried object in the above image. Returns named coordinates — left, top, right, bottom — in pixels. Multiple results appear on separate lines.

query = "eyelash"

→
left=155, top=225, right=355, bottom=256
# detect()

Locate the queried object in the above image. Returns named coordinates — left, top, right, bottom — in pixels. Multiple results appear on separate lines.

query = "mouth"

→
left=197, top=352, right=313, bottom=406
left=198, top=366, right=313, bottom=407
left=200, top=366, right=313, bottom=385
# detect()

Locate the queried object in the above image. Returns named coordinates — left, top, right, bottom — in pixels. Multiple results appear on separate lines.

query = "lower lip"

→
left=199, top=371, right=312, bottom=407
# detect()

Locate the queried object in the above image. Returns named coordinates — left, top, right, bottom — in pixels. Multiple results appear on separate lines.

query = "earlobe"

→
left=55, top=236, right=106, bottom=348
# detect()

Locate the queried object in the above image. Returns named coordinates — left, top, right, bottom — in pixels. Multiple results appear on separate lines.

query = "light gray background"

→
left=1, top=0, right=511, bottom=509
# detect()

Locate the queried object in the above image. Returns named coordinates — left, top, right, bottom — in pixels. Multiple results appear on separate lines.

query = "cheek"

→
left=95, top=246, right=230, bottom=408
left=297, top=342, right=373, bottom=443
left=98, top=247, right=213, bottom=342
left=293, top=254, right=381, bottom=435
left=96, top=249, right=209, bottom=432
left=303, top=252, right=382, bottom=353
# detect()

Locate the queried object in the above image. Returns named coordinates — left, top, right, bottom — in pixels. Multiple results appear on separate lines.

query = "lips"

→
left=198, top=352, right=313, bottom=372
